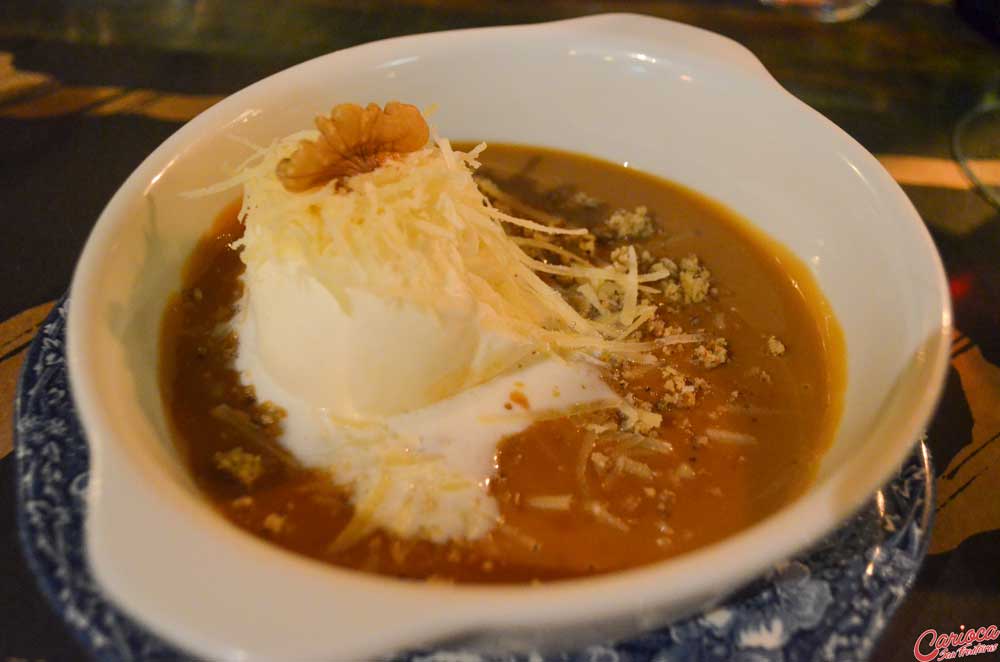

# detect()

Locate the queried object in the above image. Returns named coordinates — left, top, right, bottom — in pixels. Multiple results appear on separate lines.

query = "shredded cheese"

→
left=705, top=428, right=757, bottom=445
left=587, top=501, right=630, bottom=531
left=198, top=130, right=671, bottom=360
left=526, top=495, right=573, bottom=510
left=615, top=455, right=655, bottom=480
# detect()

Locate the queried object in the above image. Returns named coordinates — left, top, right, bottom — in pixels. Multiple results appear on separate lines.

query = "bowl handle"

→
left=564, top=13, right=778, bottom=84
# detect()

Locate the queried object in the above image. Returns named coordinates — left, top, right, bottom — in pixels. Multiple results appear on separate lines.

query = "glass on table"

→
left=953, top=95, right=1000, bottom=210
left=759, top=0, right=881, bottom=22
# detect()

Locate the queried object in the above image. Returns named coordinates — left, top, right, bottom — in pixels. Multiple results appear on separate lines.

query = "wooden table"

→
left=1, top=1, right=997, bottom=660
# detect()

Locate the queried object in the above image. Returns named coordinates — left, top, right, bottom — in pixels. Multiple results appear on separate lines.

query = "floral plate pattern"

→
left=16, top=297, right=934, bottom=662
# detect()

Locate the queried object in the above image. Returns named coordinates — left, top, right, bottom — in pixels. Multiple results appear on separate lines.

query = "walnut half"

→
left=276, top=101, right=429, bottom=192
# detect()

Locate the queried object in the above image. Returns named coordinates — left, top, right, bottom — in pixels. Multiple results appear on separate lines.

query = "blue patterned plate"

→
left=16, top=297, right=934, bottom=662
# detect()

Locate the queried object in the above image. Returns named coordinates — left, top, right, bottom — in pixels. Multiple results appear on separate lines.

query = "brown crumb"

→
left=646, top=318, right=667, bottom=338
left=263, top=513, right=286, bottom=534
left=657, top=366, right=706, bottom=409
left=569, top=190, right=600, bottom=208
left=748, top=366, right=773, bottom=384
left=692, top=337, right=729, bottom=369
left=662, top=280, right=683, bottom=303
left=678, top=255, right=712, bottom=304
left=213, top=447, right=263, bottom=487
left=605, top=206, right=655, bottom=240
left=766, top=335, right=786, bottom=356
left=252, top=401, right=286, bottom=428
left=239, top=384, right=257, bottom=403
left=621, top=393, right=662, bottom=433
left=649, top=257, right=678, bottom=276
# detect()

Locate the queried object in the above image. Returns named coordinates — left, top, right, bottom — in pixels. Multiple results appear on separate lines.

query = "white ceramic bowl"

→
left=67, top=13, right=951, bottom=662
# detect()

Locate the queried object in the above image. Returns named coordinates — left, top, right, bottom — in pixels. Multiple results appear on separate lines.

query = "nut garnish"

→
left=276, top=101, right=429, bottom=191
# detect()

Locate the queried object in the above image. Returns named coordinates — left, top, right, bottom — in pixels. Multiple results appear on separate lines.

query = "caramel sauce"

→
left=159, top=144, right=845, bottom=583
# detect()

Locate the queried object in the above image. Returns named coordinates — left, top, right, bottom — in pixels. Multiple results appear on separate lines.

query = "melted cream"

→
left=234, top=277, right=617, bottom=542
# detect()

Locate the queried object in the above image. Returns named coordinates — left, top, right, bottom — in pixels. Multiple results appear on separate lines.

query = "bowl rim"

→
left=67, top=12, right=953, bottom=661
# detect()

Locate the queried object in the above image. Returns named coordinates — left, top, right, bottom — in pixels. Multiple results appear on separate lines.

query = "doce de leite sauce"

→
left=161, top=110, right=843, bottom=582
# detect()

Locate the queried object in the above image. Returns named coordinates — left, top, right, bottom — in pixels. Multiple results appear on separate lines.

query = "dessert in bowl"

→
left=67, top=13, right=950, bottom=662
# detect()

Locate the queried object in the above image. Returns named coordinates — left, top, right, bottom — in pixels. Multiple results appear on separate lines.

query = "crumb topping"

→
left=766, top=335, right=786, bottom=356
left=658, top=366, right=708, bottom=409
left=214, top=447, right=264, bottom=487
left=692, top=337, right=729, bottom=369
left=655, top=254, right=711, bottom=305
left=605, top=205, right=655, bottom=240
left=678, top=255, right=712, bottom=304
left=621, top=393, right=663, bottom=433
left=263, top=513, right=287, bottom=534
left=569, top=191, right=600, bottom=208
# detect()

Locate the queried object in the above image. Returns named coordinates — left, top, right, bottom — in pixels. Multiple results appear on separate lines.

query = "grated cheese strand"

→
left=620, top=245, right=640, bottom=327
left=211, top=129, right=676, bottom=359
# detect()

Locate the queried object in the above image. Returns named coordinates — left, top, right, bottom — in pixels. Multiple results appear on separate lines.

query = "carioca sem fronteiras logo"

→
left=913, top=624, right=1000, bottom=661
